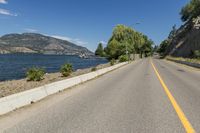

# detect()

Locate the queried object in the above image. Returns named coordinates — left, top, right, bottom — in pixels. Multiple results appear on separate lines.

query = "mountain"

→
left=165, top=17, right=200, bottom=57
left=0, top=33, right=94, bottom=57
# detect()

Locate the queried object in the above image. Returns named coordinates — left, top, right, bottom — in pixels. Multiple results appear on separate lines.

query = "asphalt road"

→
left=0, top=58, right=200, bottom=133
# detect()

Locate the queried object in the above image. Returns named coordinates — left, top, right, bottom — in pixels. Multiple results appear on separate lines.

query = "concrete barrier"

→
left=0, top=62, right=128, bottom=115
left=167, top=59, right=200, bottom=68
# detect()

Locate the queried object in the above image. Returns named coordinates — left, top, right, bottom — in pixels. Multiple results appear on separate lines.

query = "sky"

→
left=0, top=0, right=189, bottom=51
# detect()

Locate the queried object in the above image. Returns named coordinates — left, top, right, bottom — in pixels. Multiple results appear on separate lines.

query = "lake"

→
left=0, top=54, right=108, bottom=81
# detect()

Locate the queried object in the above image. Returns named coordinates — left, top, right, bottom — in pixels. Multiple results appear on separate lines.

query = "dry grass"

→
left=166, top=56, right=200, bottom=64
left=0, top=63, right=110, bottom=98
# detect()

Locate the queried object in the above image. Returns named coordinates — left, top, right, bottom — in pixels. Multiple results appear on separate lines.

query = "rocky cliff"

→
left=166, top=17, right=200, bottom=57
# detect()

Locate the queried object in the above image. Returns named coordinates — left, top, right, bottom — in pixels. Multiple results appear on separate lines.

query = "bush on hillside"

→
left=193, top=50, right=200, bottom=58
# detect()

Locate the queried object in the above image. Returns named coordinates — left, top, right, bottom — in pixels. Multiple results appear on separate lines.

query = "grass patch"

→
left=166, top=56, right=200, bottom=64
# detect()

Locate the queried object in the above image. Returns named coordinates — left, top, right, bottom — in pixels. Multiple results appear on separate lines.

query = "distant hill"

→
left=0, top=33, right=94, bottom=57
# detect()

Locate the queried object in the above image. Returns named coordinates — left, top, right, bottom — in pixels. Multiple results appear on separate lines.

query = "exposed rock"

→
left=166, top=16, right=200, bottom=57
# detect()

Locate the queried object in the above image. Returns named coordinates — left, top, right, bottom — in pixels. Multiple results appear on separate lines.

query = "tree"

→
left=168, top=25, right=177, bottom=40
left=157, top=40, right=169, bottom=55
left=95, top=43, right=105, bottom=57
left=180, top=0, right=200, bottom=22
left=106, top=39, right=120, bottom=59
left=105, top=24, right=153, bottom=60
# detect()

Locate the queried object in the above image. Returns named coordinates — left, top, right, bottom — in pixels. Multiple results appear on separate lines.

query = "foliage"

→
left=193, top=50, right=200, bottom=58
left=157, top=40, right=169, bottom=55
left=168, top=25, right=177, bottom=40
left=159, top=0, right=200, bottom=58
left=110, top=59, right=116, bottom=66
left=91, top=67, right=97, bottom=71
left=166, top=56, right=200, bottom=64
left=26, top=67, right=45, bottom=81
left=60, top=63, right=73, bottom=77
left=105, top=39, right=121, bottom=59
left=95, top=43, right=105, bottom=57
left=119, top=55, right=129, bottom=62
left=105, top=24, right=153, bottom=60
left=157, top=25, right=177, bottom=55
left=180, top=0, right=200, bottom=22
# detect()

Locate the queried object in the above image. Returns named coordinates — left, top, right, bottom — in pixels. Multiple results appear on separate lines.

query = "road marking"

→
left=151, top=60, right=195, bottom=133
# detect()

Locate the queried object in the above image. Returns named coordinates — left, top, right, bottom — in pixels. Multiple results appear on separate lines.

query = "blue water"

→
left=0, top=54, right=108, bottom=81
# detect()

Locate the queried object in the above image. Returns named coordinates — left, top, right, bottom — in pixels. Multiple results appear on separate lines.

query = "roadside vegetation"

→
left=95, top=43, right=106, bottom=57
left=110, top=59, right=116, bottom=66
left=60, top=63, right=73, bottom=77
left=91, top=67, right=97, bottom=72
left=95, top=24, right=154, bottom=61
left=119, top=55, right=129, bottom=62
left=180, top=0, right=200, bottom=22
left=166, top=56, right=200, bottom=64
left=193, top=50, right=200, bottom=58
left=26, top=67, right=45, bottom=81
left=2, top=63, right=111, bottom=97
left=157, top=24, right=177, bottom=57
left=157, top=0, right=200, bottom=59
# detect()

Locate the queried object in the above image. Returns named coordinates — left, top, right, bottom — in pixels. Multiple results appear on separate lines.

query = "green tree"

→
left=95, top=43, right=105, bottom=57
left=180, top=0, right=200, bottom=22
left=106, top=39, right=120, bottom=59
left=168, top=25, right=177, bottom=40
left=157, top=40, right=169, bottom=55
left=105, top=24, right=153, bottom=60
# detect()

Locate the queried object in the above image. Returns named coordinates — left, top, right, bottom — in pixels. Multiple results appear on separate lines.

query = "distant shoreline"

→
left=0, top=54, right=108, bottom=82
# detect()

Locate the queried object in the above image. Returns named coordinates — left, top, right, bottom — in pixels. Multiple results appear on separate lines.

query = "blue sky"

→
left=0, top=0, right=189, bottom=51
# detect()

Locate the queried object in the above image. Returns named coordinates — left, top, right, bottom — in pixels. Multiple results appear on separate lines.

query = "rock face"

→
left=166, top=17, right=200, bottom=57
left=0, top=33, right=94, bottom=57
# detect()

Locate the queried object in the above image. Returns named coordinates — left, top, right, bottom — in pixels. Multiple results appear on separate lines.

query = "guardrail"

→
left=0, top=62, right=128, bottom=115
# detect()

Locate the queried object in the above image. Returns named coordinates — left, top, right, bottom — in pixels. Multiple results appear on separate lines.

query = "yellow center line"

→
left=151, top=59, right=195, bottom=133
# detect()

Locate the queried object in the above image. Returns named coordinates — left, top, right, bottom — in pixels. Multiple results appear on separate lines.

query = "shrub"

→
left=60, top=63, right=73, bottom=77
left=110, top=59, right=116, bottom=66
left=26, top=67, right=45, bottom=81
left=193, top=50, right=200, bottom=58
left=119, top=55, right=129, bottom=62
left=91, top=67, right=97, bottom=71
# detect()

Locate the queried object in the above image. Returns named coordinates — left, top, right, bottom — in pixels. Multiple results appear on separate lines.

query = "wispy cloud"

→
left=24, top=28, right=38, bottom=32
left=0, top=8, right=17, bottom=16
left=51, top=35, right=71, bottom=41
left=0, top=0, right=7, bottom=4
left=51, top=35, right=88, bottom=46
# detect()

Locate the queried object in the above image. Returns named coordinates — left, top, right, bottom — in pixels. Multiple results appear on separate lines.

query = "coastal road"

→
left=0, top=58, right=200, bottom=132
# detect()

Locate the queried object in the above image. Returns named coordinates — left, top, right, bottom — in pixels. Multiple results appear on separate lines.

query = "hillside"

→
left=165, top=17, right=200, bottom=57
left=0, top=33, right=94, bottom=57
